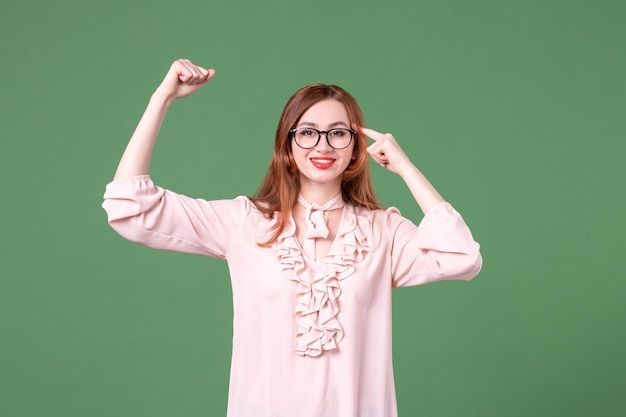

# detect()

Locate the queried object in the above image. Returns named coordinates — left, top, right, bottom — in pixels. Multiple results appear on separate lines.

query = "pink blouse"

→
left=103, top=175, right=482, bottom=417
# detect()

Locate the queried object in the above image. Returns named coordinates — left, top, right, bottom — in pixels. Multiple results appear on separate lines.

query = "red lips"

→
left=310, top=158, right=335, bottom=169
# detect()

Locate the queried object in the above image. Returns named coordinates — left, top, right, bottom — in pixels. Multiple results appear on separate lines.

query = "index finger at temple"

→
left=359, top=127, right=385, bottom=141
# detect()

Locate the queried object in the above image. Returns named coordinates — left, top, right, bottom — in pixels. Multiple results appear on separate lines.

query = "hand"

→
left=154, top=59, right=216, bottom=101
left=360, top=127, right=414, bottom=176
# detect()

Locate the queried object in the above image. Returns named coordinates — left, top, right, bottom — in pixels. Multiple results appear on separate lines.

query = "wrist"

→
left=396, top=161, right=419, bottom=180
left=151, top=88, right=176, bottom=108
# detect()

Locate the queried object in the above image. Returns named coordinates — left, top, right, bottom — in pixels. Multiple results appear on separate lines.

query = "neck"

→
left=299, top=181, right=342, bottom=205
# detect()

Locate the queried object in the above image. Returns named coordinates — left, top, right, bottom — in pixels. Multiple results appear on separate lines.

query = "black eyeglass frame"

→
left=289, top=127, right=356, bottom=149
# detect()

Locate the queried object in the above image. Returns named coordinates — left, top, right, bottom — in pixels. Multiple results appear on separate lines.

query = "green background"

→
left=1, top=0, right=624, bottom=416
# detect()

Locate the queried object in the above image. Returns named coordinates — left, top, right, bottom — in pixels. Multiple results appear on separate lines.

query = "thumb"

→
left=201, top=68, right=217, bottom=83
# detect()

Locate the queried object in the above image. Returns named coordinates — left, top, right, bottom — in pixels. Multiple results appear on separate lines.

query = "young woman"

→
left=103, top=59, right=482, bottom=417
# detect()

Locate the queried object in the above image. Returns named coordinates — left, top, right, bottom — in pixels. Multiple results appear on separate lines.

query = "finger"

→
left=366, top=139, right=386, bottom=157
left=188, top=67, right=214, bottom=85
left=370, top=153, right=389, bottom=168
left=177, top=70, right=193, bottom=83
left=186, top=62, right=205, bottom=84
left=173, top=59, right=196, bottom=84
left=366, top=142, right=380, bottom=156
left=177, top=59, right=204, bottom=84
left=203, top=68, right=216, bottom=83
left=181, top=59, right=200, bottom=76
left=369, top=150, right=388, bottom=163
left=191, top=65, right=215, bottom=84
left=359, top=126, right=387, bottom=141
left=174, top=60, right=194, bottom=83
left=366, top=142, right=388, bottom=164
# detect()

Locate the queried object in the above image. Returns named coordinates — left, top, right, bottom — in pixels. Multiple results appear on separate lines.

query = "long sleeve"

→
left=102, top=175, right=249, bottom=259
left=388, top=202, right=482, bottom=287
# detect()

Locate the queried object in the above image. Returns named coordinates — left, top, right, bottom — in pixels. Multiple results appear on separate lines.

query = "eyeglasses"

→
left=290, top=127, right=356, bottom=149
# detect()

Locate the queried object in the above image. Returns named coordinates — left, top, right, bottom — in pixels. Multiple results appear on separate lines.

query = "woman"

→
left=103, top=59, right=482, bottom=417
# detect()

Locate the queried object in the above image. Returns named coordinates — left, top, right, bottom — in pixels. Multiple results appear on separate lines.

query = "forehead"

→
left=298, top=99, right=349, bottom=126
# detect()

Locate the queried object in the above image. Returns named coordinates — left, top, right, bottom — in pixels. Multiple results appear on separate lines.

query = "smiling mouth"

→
left=310, top=158, right=335, bottom=169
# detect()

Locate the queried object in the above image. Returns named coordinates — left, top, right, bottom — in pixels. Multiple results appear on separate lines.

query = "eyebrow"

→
left=297, top=121, right=350, bottom=128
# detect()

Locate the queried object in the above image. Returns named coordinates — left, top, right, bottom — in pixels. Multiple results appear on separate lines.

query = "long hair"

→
left=250, top=84, right=382, bottom=246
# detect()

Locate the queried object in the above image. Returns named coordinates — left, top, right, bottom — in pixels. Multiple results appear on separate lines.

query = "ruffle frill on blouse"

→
left=272, top=205, right=381, bottom=357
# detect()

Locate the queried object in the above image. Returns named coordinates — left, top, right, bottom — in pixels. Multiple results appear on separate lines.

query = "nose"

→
left=315, top=132, right=332, bottom=152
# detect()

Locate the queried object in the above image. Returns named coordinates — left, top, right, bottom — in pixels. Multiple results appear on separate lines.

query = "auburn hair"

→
left=250, top=84, right=382, bottom=246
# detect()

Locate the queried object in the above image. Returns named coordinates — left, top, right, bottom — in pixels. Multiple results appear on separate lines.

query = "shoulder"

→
left=348, top=204, right=413, bottom=248
left=352, top=204, right=413, bottom=229
left=208, top=196, right=266, bottom=219
left=225, top=196, right=279, bottom=230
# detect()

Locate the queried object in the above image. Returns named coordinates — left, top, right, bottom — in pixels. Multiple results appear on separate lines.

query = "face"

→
left=291, top=99, right=354, bottom=194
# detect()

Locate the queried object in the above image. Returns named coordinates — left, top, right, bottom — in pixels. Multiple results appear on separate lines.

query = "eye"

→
left=329, top=129, right=347, bottom=137
left=299, top=129, right=316, bottom=136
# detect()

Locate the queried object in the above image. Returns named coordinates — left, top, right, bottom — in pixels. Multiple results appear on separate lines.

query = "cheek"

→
left=291, top=149, right=309, bottom=171
left=339, top=149, right=355, bottom=170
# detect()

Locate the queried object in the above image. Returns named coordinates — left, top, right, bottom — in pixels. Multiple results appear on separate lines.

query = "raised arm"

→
left=113, top=59, right=216, bottom=181
left=361, top=126, right=482, bottom=284
left=360, top=126, right=444, bottom=214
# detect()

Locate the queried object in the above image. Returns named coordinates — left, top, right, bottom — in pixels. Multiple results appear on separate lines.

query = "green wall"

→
left=1, top=0, right=624, bottom=416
